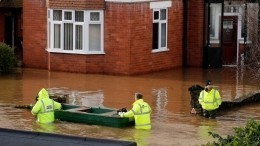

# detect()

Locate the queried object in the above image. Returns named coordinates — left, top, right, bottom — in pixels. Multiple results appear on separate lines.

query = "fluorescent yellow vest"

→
left=31, top=88, right=61, bottom=124
left=198, top=89, right=222, bottom=111
left=121, top=99, right=152, bottom=130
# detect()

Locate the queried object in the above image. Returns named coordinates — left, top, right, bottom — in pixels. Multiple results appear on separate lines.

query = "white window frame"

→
left=87, top=11, right=104, bottom=54
left=210, top=4, right=252, bottom=44
left=74, top=11, right=85, bottom=53
left=47, top=9, right=104, bottom=55
left=152, top=8, right=168, bottom=53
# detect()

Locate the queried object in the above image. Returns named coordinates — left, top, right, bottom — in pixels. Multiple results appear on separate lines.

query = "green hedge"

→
left=0, top=42, right=16, bottom=73
left=201, top=119, right=260, bottom=146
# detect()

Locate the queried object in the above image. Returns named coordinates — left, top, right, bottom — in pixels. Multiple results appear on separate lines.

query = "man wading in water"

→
left=198, top=80, right=222, bottom=119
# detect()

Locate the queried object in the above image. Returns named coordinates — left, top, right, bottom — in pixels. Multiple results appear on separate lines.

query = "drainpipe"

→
left=183, top=0, right=188, bottom=67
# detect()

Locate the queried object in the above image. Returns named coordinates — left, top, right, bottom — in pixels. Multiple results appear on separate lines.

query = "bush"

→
left=201, top=119, right=260, bottom=146
left=0, top=42, right=17, bottom=73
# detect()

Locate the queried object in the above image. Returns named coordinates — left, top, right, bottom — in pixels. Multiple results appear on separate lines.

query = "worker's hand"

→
left=118, top=112, right=124, bottom=117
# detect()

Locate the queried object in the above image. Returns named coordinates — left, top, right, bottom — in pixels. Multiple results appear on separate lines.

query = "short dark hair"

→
left=135, top=93, right=143, bottom=99
left=206, top=80, right=212, bottom=86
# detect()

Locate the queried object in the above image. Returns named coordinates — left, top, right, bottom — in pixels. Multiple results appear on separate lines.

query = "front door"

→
left=222, top=16, right=237, bottom=65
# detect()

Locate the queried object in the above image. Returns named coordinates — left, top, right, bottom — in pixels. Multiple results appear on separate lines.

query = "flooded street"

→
left=0, top=67, right=259, bottom=146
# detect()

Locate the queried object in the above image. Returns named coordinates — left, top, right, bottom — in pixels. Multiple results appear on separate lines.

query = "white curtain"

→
left=161, top=23, right=166, bottom=48
left=54, top=24, right=61, bottom=48
left=75, top=25, right=83, bottom=50
left=64, top=23, right=73, bottom=50
left=89, top=24, right=101, bottom=51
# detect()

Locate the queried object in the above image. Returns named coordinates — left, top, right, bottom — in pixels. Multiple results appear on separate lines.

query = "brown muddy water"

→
left=0, top=67, right=259, bottom=146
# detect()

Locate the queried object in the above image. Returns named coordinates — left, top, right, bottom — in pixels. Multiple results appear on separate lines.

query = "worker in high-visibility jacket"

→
left=119, top=93, right=152, bottom=130
left=199, top=80, right=222, bottom=118
left=31, top=88, right=61, bottom=124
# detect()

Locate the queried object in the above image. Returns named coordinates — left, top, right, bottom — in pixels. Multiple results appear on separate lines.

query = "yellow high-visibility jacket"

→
left=199, top=88, right=222, bottom=111
left=31, top=88, right=61, bottom=124
left=121, top=99, right=152, bottom=130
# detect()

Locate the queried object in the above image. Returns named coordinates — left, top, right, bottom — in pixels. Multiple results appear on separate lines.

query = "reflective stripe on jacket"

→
left=31, top=88, right=61, bottom=124
left=198, top=89, right=222, bottom=111
left=122, top=99, right=152, bottom=130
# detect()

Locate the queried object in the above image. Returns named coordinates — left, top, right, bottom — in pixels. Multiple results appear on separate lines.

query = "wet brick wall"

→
left=23, top=0, right=48, bottom=69
left=187, top=0, right=204, bottom=67
left=22, top=0, right=184, bottom=75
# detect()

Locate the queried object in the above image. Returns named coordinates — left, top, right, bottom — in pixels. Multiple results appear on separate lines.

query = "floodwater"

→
left=0, top=67, right=259, bottom=146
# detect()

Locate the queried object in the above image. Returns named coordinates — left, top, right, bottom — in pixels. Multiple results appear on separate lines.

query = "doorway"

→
left=222, top=16, right=238, bottom=66
left=4, top=15, right=14, bottom=47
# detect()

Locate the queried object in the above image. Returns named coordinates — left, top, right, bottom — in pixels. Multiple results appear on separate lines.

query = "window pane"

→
left=54, top=24, right=61, bottom=48
left=154, top=11, right=159, bottom=20
left=90, top=12, right=100, bottom=21
left=210, top=4, right=222, bottom=47
left=64, top=23, right=73, bottom=50
left=75, top=11, right=84, bottom=22
left=75, top=25, right=83, bottom=50
left=223, top=20, right=234, bottom=43
left=89, top=24, right=101, bottom=51
left=210, top=4, right=221, bottom=38
left=65, top=12, right=72, bottom=20
left=53, top=10, right=62, bottom=21
left=160, top=9, right=166, bottom=20
left=161, top=23, right=166, bottom=47
left=152, top=23, right=159, bottom=49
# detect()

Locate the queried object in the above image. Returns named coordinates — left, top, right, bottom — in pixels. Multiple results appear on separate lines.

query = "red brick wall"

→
left=48, top=0, right=105, bottom=10
left=187, top=0, right=204, bottom=66
left=0, top=11, right=4, bottom=42
left=23, top=0, right=48, bottom=69
left=23, top=0, right=183, bottom=75
left=103, top=3, right=132, bottom=74
left=105, top=1, right=183, bottom=74
left=49, top=53, right=106, bottom=74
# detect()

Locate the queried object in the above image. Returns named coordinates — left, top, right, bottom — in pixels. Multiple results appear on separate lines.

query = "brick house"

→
left=0, top=0, right=258, bottom=74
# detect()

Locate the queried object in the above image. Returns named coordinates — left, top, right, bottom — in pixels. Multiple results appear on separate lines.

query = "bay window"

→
left=47, top=9, right=104, bottom=54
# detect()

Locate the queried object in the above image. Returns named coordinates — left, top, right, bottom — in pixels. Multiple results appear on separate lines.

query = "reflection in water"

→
left=133, top=129, right=151, bottom=146
left=152, top=88, right=168, bottom=123
left=32, top=122, right=57, bottom=133
left=0, top=67, right=259, bottom=146
left=47, top=87, right=104, bottom=107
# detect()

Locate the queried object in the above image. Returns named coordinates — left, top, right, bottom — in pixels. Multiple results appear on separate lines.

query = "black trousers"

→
left=202, top=109, right=217, bottom=118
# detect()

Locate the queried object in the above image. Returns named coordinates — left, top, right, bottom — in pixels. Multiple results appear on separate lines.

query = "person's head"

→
left=205, top=80, right=213, bottom=91
left=36, top=88, right=49, bottom=101
left=135, top=92, right=143, bottom=100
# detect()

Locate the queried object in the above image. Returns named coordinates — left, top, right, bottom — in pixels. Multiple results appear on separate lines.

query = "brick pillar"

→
left=23, top=0, right=48, bottom=69
left=187, top=0, right=204, bottom=66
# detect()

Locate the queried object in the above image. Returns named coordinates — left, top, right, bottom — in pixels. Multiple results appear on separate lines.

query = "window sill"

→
left=152, top=48, right=169, bottom=53
left=46, top=49, right=105, bottom=55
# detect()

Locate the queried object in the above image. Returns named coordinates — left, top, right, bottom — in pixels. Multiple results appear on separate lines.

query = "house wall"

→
left=0, top=11, right=4, bottom=42
left=23, top=0, right=184, bottom=75
left=48, top=0, right=105, bottom=9
left=23, top=0, right=48, bottom=69
left=127, top=1, right=183, bottom=74
left=186, top=0, right=204, bottom=67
